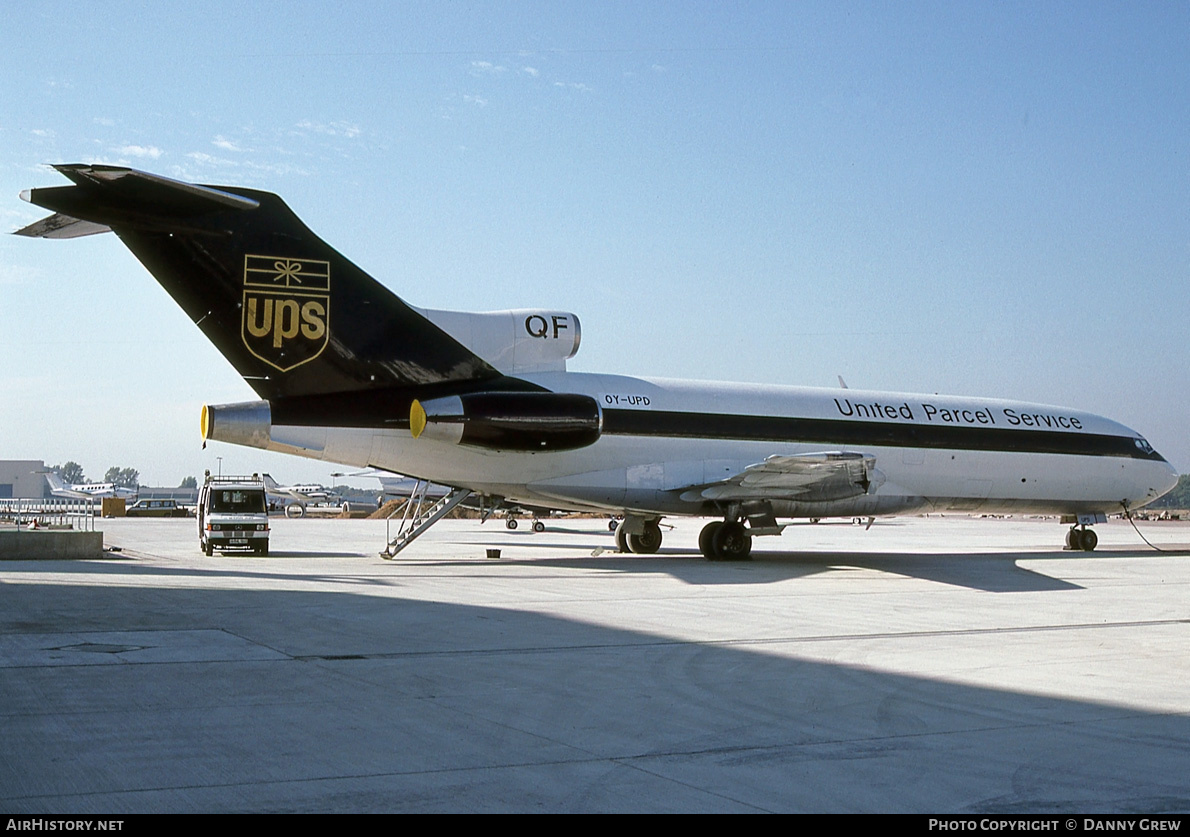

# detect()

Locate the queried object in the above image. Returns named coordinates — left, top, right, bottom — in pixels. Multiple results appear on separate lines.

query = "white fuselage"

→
left=45, top=478, right=137, bottom=501
left=255, top=372, right=1178, bottom=520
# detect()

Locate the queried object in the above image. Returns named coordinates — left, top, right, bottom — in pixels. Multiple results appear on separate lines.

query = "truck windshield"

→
left=210, top=490, right=266, bottom=513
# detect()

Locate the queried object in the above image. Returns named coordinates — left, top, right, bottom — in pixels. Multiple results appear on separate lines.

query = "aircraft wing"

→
left=679, top=452, right=884, bottom=503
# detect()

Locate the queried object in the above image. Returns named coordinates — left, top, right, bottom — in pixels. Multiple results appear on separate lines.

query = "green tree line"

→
left=50, top=462, right=196, bottom=490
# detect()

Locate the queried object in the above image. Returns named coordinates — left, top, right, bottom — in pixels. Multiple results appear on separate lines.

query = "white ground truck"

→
left=197, top=473, right=270, bottom=556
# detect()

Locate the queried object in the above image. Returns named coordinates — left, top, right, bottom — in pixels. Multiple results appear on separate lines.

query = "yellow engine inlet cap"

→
left=410, top=400, right=427, bottom=439
left=201, top=404, right=211, bottom=440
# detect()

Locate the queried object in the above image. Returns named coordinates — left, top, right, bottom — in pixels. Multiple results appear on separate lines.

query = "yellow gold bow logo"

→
left=272, top=259, right=303, bottom=284
left=241, top=254, right=331, bottom=372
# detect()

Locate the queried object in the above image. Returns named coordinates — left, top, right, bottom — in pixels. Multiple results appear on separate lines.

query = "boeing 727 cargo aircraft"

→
left=17, top=165, right=1178, bottom=557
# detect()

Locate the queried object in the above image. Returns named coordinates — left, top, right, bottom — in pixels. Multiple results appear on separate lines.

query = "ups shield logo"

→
left=241, top=255, right=330, bottom=372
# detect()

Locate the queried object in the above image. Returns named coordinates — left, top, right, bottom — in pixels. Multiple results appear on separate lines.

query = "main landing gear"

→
left=504, top=516, right=547, bottom=533
left=698, top=520, right=753, bottom=561
left=612, top=513, right=759, bottom=560
left=614, top=517, right=663, bottom=554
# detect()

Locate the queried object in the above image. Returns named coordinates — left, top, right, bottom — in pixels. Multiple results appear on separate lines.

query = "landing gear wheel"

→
left=1066, top=527, right=1098, bottom=551
left=608, top=518, right=619, bottom=532
left=699, top=521, right=723, bottom=559
left=711, top=521, right=752, bottom=561
left=614, top=522, right=629, bottom=553
left=533, top=520, right=545, bottom=533
left=626, top=520, right=662, bottom=555
left=506, top=518, right=518, bottom=530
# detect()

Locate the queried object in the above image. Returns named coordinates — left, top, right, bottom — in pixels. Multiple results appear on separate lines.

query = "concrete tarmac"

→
left=2, top=514, right=1189, bottom=813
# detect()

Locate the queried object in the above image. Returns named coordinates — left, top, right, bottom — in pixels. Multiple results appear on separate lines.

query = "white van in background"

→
left=197, top=473, right=269, bottom=556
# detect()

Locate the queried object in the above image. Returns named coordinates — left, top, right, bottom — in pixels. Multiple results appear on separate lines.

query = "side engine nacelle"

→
left=411, top=392, right=602, bottom=452
left=201, top=401, right=271, bottom=449
left=415, top=307, right=580, bottom=374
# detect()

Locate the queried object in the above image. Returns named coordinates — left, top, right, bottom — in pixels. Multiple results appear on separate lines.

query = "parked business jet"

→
left=43, top=472, right=137, bottom=501
left=261, top=474, right=344, bottom=515
left=17, top=166, right=1178, bottom=557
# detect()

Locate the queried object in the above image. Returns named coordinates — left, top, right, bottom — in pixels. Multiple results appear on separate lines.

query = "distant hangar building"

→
left=0, top=460, right=50, bottom=499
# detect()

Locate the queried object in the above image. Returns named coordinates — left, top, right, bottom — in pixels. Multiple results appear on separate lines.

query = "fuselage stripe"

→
left=601, top=409, right=1160, bottom=460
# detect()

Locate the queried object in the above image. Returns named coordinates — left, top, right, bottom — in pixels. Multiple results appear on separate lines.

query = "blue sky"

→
left=1, top=1, right=1187, bottom=487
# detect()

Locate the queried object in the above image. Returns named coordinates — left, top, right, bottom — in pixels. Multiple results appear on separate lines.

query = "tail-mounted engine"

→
left=411, top=392, right=602, bottom=452
left=415, top=308, right=581, bottom=374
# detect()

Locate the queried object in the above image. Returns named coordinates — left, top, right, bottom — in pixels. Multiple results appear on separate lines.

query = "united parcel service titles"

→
left=833, top=398, right=916, bottom=421
left=834, top=397, right=1084, bottom=431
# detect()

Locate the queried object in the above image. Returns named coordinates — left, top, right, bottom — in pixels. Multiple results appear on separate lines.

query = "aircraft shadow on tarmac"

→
left=439, top=548, right=1083, bottom=593
left=0, top=548, right=1104, bottom=594
left=3, top=543, right=1105, bottom=594
left=387, top=523, right=1120, bottom=592
left=443, top=520, right=1190, bottom=593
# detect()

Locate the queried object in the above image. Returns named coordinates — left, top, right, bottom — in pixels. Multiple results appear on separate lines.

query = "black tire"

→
left=1080, top=529, right=1098, bottom=551
left=203, top=541, right=213, bottom=557
left=608, top=518, right=618, bottom=532
left=533, top=520, right=545, bottom=533
left=506, top=518, right=518, bottom=530
left=699, top=521, right=723, bottom=559
left=712, top=521, right=752, bottom=560
left=626, top=520, right=662, bottom=555
left=614, top=521, right=629, bottom=553
left=1065, top=528, right=1081, bottom=550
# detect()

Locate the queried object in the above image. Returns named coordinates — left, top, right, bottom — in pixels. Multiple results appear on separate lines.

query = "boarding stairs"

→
left=381, top=481, right=472, bottom=558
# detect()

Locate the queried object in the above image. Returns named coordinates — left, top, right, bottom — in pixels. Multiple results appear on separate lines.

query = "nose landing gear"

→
left=1062, top=513, right=1105, bottom=552
left=1065, top=525, right=1098, bottom=551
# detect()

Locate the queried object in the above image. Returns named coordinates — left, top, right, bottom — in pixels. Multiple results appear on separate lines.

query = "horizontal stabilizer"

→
left=14, top=211, right=111, bottom=239
left=50, top=164, right=259, bottom=210
left=19, top=164, right=259, bottom=234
